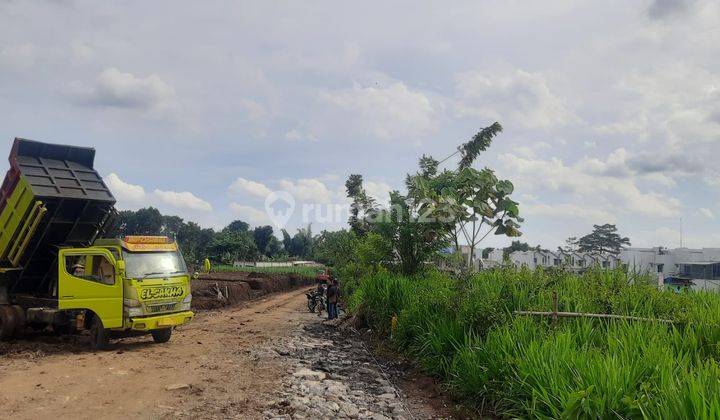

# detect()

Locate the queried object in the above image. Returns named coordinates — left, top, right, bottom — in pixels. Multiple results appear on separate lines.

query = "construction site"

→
left=0, top=138, right=449, bottom=419
left=2, top=2, right=720, bottom=418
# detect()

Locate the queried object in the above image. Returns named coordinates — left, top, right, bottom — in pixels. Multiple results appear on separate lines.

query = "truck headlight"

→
left=179, top=293, right=192, bottom=311
left=124, top=298, right=141, bottom=307
left=127, top=306, right=144, bottom=317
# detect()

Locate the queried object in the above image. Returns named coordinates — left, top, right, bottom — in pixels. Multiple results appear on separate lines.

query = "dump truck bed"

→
left=0, top=138, right=115, bottom=300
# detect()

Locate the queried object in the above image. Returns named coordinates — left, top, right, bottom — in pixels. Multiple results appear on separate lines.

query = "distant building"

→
left=621, top=247, right=720, bottom=291
left=508, top=249, right=621, bottom=271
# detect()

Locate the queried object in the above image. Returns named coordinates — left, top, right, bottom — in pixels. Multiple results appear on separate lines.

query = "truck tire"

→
left=151, top=328, right=172, bottom=343
left=11, top=305, right=25, bottom=329
left=89, top=316, right=110, bottom=350
left=0, top=305, right=18, bottom=340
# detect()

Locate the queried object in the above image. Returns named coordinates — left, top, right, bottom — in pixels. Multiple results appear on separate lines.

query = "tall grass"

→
left=351, top=267, right=720, bottom=418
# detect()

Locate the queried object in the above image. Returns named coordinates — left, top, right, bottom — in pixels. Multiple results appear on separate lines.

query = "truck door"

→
left=58, top=248, right=123, bottom=329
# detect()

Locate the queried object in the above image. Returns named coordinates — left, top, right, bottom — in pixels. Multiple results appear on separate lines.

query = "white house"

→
left=509, top=249, right=621, bottom=271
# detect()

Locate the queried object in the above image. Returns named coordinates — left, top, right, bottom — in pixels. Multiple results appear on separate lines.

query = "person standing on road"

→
left=326, top=278, right=340, bottom=320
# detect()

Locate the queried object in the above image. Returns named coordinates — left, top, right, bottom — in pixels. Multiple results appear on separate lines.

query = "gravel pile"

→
left=262, top=321, right=411, bottom=420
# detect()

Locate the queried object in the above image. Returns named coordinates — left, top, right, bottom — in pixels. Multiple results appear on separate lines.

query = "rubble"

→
left=262, top=322, right=412, bottom=420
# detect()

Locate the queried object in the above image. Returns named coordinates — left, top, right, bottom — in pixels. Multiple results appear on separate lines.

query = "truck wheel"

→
left=89, top=316, right=110, bottom=350
left=0, top=305, right=18, bottom=340
left=53, top=324, right=77, bottom=335
left=151, top=328, right=172, bottom=343
left=11, top=305, right=25, bottom=329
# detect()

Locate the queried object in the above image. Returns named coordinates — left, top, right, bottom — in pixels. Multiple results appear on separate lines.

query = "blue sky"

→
left=1, top=0, right=719, bottom=249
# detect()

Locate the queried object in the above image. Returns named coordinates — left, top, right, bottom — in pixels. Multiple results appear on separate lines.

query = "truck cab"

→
left=57, top=236, right=194, bottom=348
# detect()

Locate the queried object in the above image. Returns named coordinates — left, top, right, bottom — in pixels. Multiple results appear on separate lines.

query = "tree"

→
left=313, top=229, right=357, bottom=267
left=573, top=224, right=631, bottom=255
left=252, top=225, right=275, bottom=256
left=557, top=236, right=578, bottom=253
left=265, top=236, right=282, bottom=258
left=282, top=225, right=314, bottom=258
left=177, top=221, right=215, bottom=264
left=458, top=122, right=503, bottom=169
left=503, top=240, right=531, bottom=259
left=112, top=207, right=163, bottom=235
left=406, top=124, right=522, bottom=268
left=346, top=174, right=377, bottom=236
left=344, top=123, right=523, bottom=273
left=161, top=215, right=184, bottom=237
left=223, top=220, right=250, bottom=234
left=207, top=230, right=258, bottom=263
left=373, top=191, right=450, bottom=275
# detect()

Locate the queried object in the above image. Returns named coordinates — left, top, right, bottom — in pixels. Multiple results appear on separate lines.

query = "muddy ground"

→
left=0, top=283, right=454, bottom=419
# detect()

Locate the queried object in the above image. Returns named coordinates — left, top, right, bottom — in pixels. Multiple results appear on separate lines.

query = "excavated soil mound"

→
left=192, top=272, right=314, bottom=310
left=191, top=279, right=253, bottom=309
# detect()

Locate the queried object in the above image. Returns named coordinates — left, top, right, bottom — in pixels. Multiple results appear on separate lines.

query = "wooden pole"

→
left=513, top=310, right=674, bottom=324
left=551, top=291, right=558, bottom=326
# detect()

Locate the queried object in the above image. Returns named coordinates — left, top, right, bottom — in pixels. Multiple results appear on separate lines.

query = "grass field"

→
left=350, top=268, right=720, bottom=418
left=211, top=264, right=322, bottom=278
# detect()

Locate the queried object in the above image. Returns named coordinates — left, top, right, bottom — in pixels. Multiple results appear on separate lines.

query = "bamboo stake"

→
left=513, top=310, right=674, bottom=324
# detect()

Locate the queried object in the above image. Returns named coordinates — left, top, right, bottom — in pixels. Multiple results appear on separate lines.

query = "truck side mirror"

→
left=116, top=260, right=125, bottom=276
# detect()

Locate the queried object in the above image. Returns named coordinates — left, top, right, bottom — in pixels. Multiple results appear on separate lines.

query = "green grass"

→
left=351, top=267, right=720, bottom=418
left=211, top=264, right=322, bottom=277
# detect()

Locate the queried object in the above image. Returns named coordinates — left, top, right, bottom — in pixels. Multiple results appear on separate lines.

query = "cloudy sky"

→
left=1, top=0, right=719, bottom=249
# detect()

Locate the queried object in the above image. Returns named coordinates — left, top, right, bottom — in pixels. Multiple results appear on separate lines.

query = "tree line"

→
left=107, top=207, right=317, bottom=266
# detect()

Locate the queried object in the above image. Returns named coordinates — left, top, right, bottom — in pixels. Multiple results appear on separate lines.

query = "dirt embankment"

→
left=191, top=271, right=315, bottom=310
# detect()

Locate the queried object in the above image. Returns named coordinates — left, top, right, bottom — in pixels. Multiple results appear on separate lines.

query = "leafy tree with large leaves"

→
left=405, top=123, right=522, bottom=268
left=572, top=224, right=631, bottom=255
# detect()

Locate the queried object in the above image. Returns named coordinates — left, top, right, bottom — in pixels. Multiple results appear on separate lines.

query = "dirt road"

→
left=0, top=288, right=452, bottom=419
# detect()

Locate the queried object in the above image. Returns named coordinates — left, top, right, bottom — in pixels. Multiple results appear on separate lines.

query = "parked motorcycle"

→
left=306, top=291, right=326, bottom=313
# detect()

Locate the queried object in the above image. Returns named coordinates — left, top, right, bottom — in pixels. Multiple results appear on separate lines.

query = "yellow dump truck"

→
left=0, top=138, right=193, bottom=349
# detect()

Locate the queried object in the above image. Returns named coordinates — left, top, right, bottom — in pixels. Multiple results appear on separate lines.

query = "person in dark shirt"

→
left=325, top=278, right=340, bottom=320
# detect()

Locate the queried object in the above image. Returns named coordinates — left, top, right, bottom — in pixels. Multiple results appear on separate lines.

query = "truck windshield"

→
left=122, top=251, right=188, bottom=279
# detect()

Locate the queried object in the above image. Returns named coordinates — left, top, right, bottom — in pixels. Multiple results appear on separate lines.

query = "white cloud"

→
left=454, top=69, right=579, bottom=129
left=279, top=178, right=334, bottom=203
left=364, top=180, right=393, bottom=207
left=66, top=67, right=178, bottom=111
left=228, top=177, right=272, bottom=198
left=498, top=152, right=681, bottom=218
left=699, top=207, right=715, bottom=219
left=523, top=203, right=616, bottom=222
left=153, top=189, right=212, bottom=212
left=321, top=82, right=436, bottom=139
left=105, top=173, right=211, bottom=212
left=285, top=129, right=318, bottom=142
left=229, top=203, right=270, bottom=225
left=239, top=98, right=271, bottom=123
left=104, top=173, right=146, bottom=203
left=0, top=43, right=37, bottom=71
